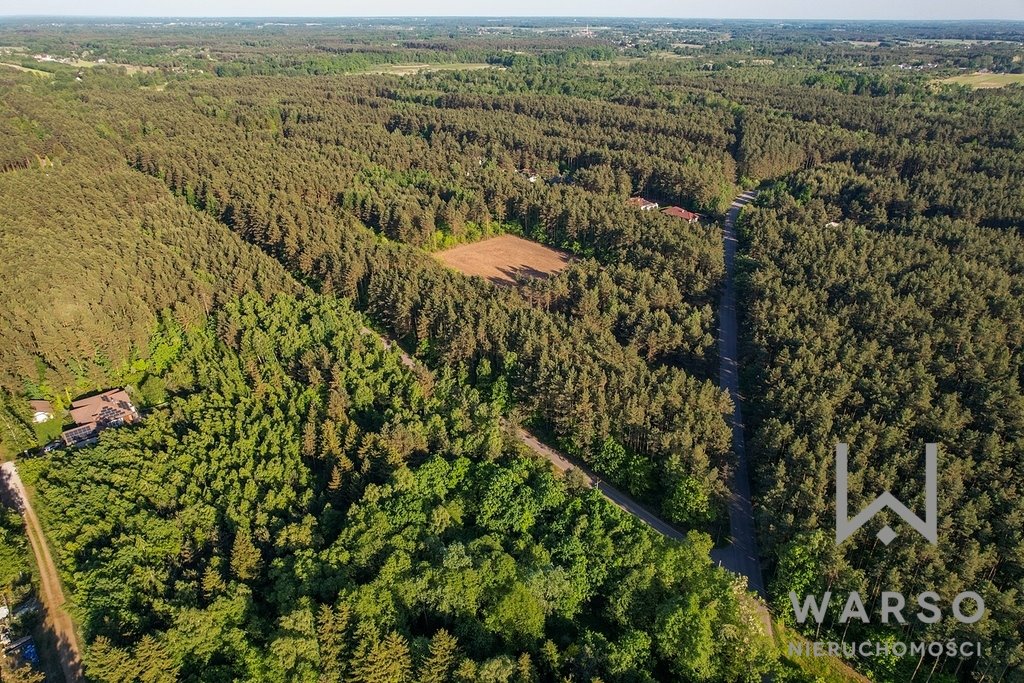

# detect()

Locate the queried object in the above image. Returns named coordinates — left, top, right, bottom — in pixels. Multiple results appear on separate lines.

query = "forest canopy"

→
left=1, top=18, right=1023, bottom=682
left=24, top=292, right=776, bottom=682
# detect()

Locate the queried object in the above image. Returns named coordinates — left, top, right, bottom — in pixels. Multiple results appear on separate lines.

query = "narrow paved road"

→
left=709, top=190, right=768, bottom=597
left=363, top=256, right=767, bottom=593
left=1, top=461, right=84, bottom=683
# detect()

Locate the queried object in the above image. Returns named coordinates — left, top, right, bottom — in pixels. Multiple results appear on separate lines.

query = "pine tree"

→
left=328, top=464, right=343, bottom=492
left=0, top=661, right=45, bottom=683
left=135, top=634, right=179, bottom=683
left=327, top=387, right=349, bottom=422
left=202, top=561, right=226, bottom=599
left=230, top=529, right=262, bottom=582
left=416, top=629, right=460, bottom=683
left=321, top=420, right=342, bottom=459
left=302, top=415, right=319, bottom=458
left=350, top=632, right=412, bottom=683
left=538, top=640, right=560, bottom=678
left=317, top=603, right=351, bottom=682
left=513, top=653, right=536, bottom=683
left=85, top=636, right=132, bottom=683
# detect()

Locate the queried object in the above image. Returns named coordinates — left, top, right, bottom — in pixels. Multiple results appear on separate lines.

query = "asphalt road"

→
left=708, top=190, right=768, bottom=597
left=0, top=231, right=771, bottom=683
left=0, top=461, right=84, bottom=683
left=365, top=248, right=767, bottom=595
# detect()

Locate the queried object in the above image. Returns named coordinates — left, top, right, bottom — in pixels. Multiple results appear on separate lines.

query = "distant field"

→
left=0, top=57, right=157, bottom=75
left=354, top=62, right=492, bottom=76
left=940, top=72, right=1024, bottom=89
left=435, top=234, right=573, bottom=286
left=66, top=59, right=158, bottom=74
left=929, top=39, right=1019, bottom=45
left=58, top=59, right=156, bottom=74
left=649, top=52, right=696, bottom=61
left=586, top=56, right=643, bottom=67
left=0, top=62, right=52, bottom=77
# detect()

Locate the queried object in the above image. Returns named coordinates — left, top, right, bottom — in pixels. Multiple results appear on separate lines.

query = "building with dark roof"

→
left=61, top=389, right=138, bottom=447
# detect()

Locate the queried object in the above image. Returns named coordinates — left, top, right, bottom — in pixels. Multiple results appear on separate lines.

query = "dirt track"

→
left=0, top=461, right=84, bottom=683
left=513, top=425, right=686, bottom=540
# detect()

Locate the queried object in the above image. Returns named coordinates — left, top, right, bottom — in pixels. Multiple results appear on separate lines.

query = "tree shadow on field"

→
left=493, top=263, right=560, bottom=286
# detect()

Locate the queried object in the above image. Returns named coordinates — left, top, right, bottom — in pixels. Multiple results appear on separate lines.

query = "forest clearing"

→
left=0, top=62, right=51, bottom=76
left=352, top=62, right=493, bottom=75
left=434, top=234, right=574, bottom=285
left=940, top=71, right=1024, bottom=88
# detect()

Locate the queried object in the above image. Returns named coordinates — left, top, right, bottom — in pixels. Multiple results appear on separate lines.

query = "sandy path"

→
left=1, top=461, right=84, bottom=683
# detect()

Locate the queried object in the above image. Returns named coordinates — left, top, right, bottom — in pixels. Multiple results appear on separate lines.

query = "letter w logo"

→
left=835, top=443, right=938, bottom=546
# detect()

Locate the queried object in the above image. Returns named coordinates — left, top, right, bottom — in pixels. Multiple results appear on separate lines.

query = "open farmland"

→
left=434, top=234, right=574, bottom=286
left=940, top=71, right=1024, bottom=88
left=0, top=62, right=53, bottom=76
left=353, top=62, right=493, bottom=75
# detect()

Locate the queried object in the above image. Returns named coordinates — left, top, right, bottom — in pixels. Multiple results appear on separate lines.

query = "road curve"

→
left=0, top=461, right=85, bottom=683
left=709, top=190, right=768, bottom=597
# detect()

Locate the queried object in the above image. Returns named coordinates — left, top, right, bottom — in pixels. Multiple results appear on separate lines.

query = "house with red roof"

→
left=661, top=206, right=701, bottom=223
left=61, top=388, right=139, bottom=447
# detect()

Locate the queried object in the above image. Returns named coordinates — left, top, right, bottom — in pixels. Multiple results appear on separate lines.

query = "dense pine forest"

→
left=0, top=16, right=1022, bottom=683
left=23, top=292, right=773, bottom=682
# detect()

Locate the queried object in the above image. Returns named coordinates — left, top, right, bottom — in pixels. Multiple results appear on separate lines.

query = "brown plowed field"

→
left=434, top=234, right=573, bottom=286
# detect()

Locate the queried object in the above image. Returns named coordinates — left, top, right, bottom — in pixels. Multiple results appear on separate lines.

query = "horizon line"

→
left=2, top=14, right=1024, bottom=22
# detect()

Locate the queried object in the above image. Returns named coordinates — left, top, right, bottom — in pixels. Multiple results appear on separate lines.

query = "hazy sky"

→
left=5, top=0, right=1024, bottom=19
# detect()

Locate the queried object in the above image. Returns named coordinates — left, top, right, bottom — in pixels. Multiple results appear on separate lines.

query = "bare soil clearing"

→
left=434, top=234, right=573, bottom=286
